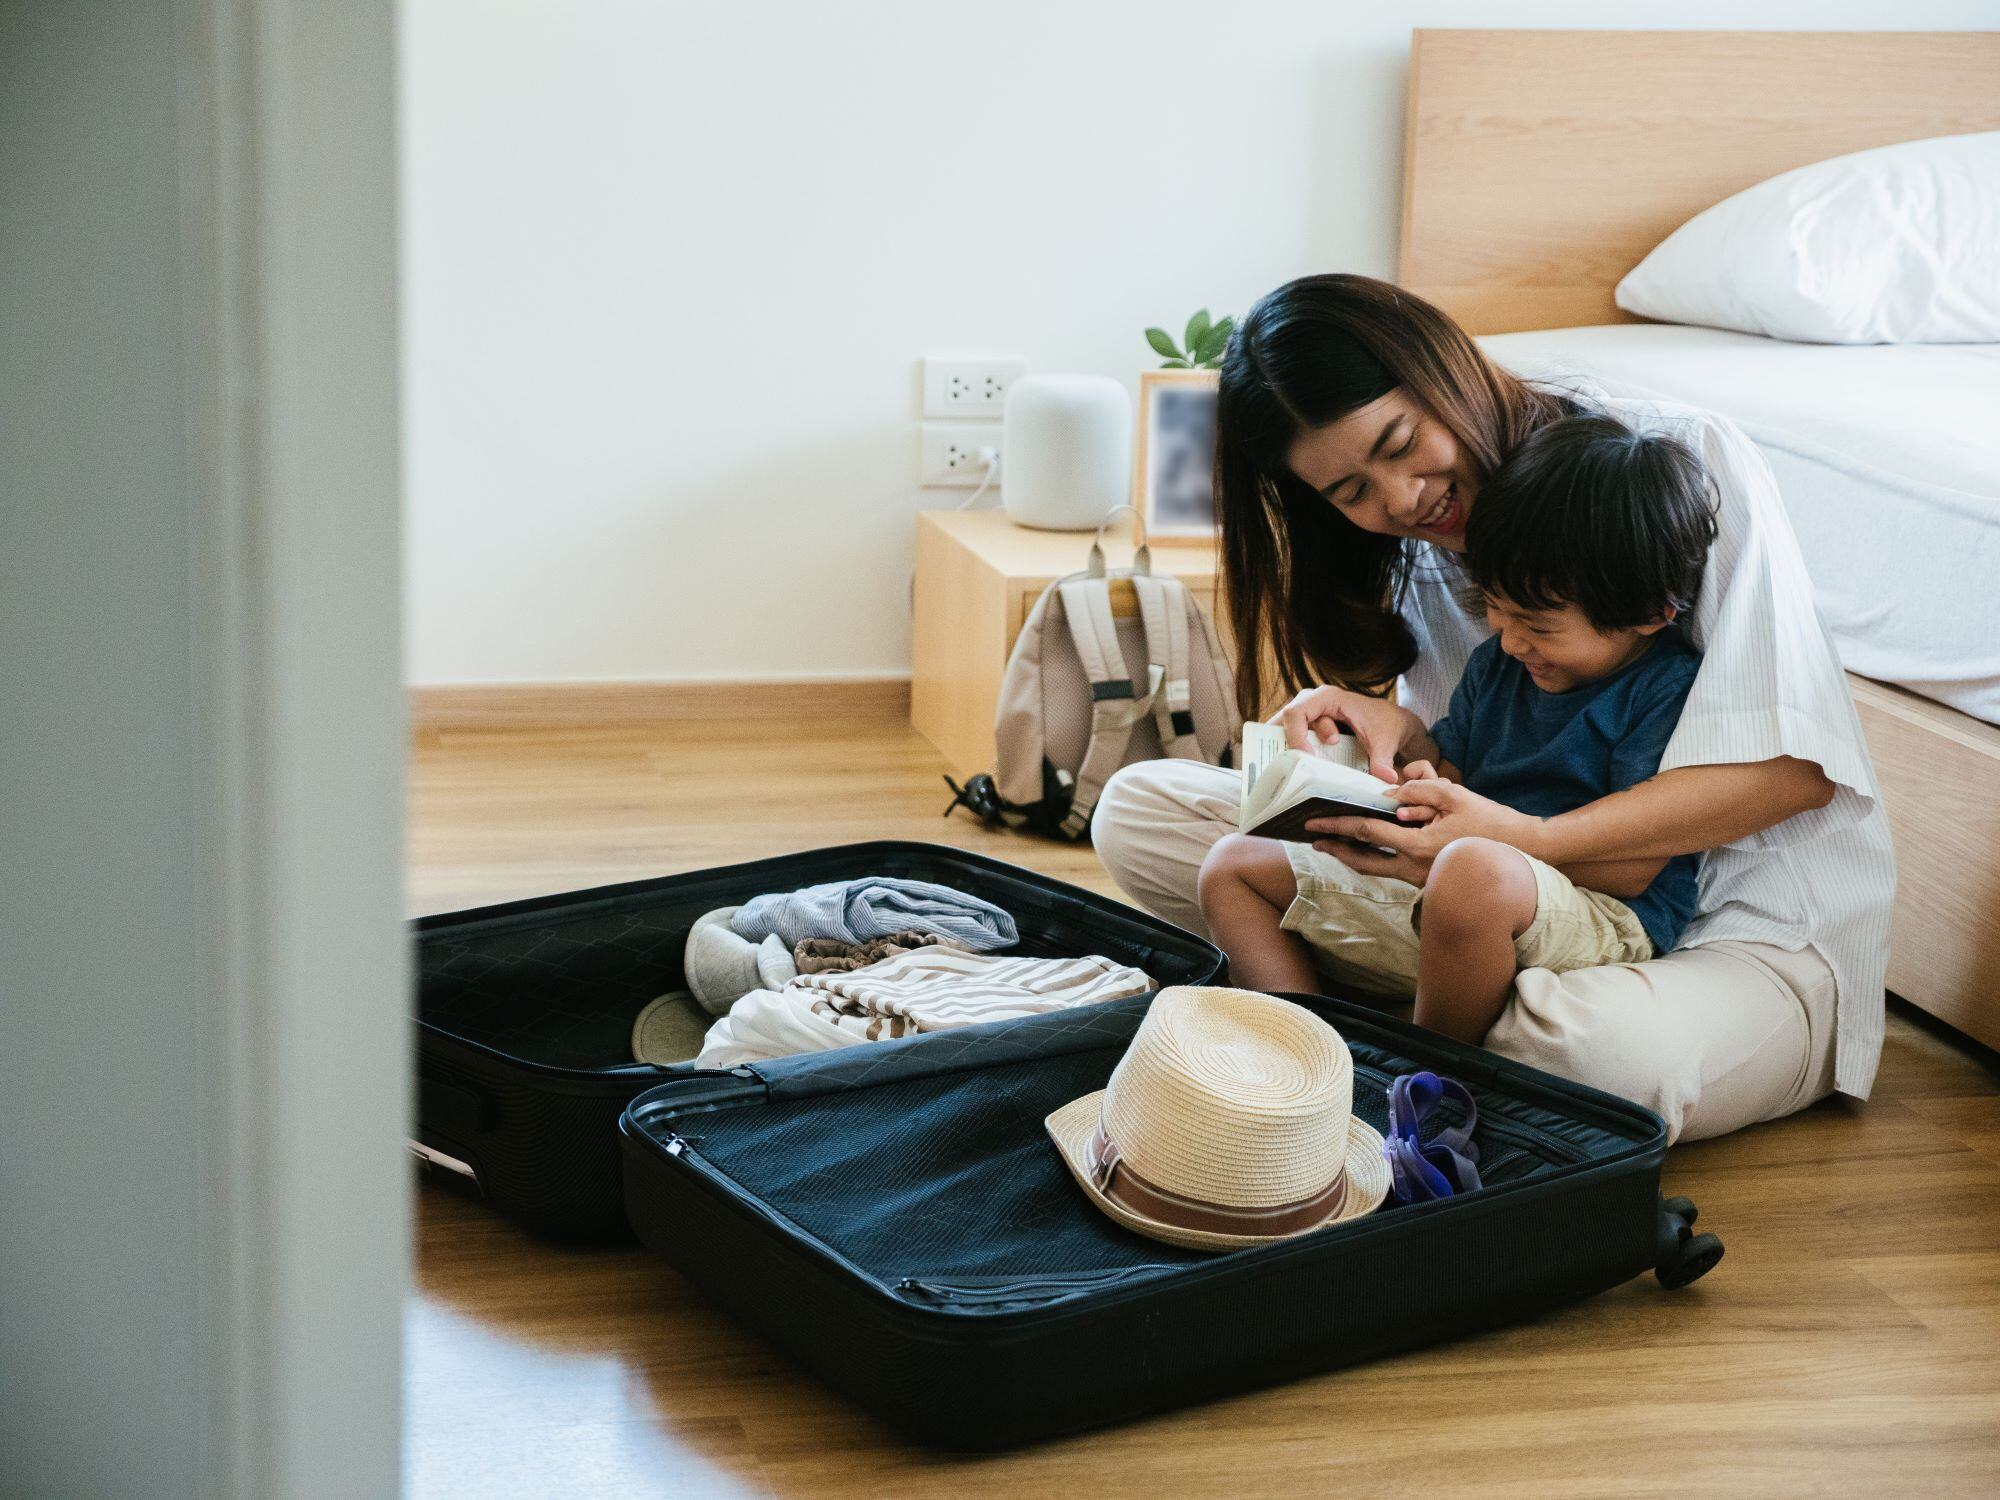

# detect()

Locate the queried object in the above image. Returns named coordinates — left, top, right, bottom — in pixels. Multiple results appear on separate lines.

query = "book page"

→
left=1241, top=720, right=1373, bottom=781
left=1239, top=720, right=1400, bottom=836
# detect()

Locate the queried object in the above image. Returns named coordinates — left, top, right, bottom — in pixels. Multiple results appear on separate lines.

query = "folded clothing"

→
left=793, top=930, right=964, bottom=975
left=695, top=947, right=1154, bottom=1068
left=730, top=877, right=1019, bottom=953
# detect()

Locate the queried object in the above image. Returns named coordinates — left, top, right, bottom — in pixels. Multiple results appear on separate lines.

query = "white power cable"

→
left=913, top=446, right=1004, bottom=616
left=955, top=446, right=1002, bottom=510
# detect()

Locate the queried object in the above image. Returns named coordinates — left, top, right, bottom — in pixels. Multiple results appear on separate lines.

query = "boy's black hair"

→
left=1464, top=412, right=1718, bottom=630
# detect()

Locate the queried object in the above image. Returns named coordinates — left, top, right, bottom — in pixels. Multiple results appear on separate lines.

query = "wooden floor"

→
left=407, top=705, right=2000, bottom=1499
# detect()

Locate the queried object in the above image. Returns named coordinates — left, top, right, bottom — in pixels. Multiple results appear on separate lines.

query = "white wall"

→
left=402, top=0, right=1996, bottom=685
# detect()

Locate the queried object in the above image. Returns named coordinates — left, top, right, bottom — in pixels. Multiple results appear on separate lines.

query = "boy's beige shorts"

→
left=1278, top=838, right=1654, bottom=994
left=1093, top=760, right=1837, bottom=1145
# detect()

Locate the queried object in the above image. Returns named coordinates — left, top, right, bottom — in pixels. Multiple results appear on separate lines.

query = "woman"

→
left=1094, top=275, right=1895, bottom=1142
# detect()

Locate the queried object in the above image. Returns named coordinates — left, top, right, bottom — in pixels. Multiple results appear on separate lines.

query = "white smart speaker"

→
left=1001, top=374, right=1133, bottom=531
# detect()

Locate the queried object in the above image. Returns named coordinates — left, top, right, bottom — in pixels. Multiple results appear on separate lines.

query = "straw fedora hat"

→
left=1046, top=987, right=1390, bottom=1252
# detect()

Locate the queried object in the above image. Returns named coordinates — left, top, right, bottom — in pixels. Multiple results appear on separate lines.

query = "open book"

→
left=1238, top=720, right=1402, bottom=842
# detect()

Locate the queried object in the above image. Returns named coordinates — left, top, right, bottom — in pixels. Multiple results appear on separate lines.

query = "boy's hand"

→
left=1391, top=762, right=1443, bottom=824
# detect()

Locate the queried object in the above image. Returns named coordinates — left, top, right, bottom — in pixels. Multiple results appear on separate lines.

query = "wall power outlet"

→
left=920, top=424, right=1003, bottom=488
left=922, top=356, right=1027, bottom=417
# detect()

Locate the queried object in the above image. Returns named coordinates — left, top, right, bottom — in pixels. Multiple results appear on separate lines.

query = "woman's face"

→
left=1285, top=390, right=1478, bottom=552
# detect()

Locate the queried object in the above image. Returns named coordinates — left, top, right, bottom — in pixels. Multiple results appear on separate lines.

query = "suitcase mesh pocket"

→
left=669, top=1032, right=1602, bottom=1288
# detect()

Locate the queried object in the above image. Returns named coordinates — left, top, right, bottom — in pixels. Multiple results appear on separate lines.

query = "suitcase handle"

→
left=420, top=1071, right=490, bottom=1141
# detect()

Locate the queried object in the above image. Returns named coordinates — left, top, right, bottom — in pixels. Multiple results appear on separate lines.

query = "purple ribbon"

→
left=1383, top=1071, right=1483, bottom=1204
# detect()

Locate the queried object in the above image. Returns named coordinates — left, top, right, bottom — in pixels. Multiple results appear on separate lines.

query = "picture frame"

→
left=1133, top=368, right=1222, bottom=540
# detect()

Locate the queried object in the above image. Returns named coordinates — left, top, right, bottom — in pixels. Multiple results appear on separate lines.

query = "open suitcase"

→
left=412, top=841, right=1226, bottom=1238
left=622, top=989, right=1720, bottom=1448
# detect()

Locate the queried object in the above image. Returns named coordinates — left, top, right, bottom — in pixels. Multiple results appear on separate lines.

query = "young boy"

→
left=1198, top=412, right=1718, bottom=1046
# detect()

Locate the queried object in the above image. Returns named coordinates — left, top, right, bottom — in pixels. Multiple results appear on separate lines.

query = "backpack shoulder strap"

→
left=1130, top=573, right=1202, bottom=760
left=1056, top=576, right=1161, bottom=839
left=991, top=580, right=1063, bottom=808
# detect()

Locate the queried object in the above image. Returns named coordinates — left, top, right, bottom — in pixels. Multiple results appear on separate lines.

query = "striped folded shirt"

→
left=693, top=946, right=1154, bottom=1066
left=797, top=947, right=1154, bottom=1041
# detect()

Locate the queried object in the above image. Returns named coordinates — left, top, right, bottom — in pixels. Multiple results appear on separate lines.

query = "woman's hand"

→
left=1306, top=778, right=1545, bottom=876
left=1273, top=686, right=1420, bottom=782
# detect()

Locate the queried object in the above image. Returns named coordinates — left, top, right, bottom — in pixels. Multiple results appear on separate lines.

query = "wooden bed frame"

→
left=1398, top=28, right=2000, bottom=1053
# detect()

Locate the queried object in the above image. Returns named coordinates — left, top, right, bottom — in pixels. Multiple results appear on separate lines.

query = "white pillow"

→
left=1615, top=131, right=2000, bottom=344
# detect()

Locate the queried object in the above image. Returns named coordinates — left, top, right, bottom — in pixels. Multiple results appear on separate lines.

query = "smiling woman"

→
left=1090, top=273, right=1895, bottom=1147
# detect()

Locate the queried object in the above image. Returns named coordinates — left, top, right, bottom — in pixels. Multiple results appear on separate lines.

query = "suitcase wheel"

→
left=1654, top=1197, right=1723, bottom=1290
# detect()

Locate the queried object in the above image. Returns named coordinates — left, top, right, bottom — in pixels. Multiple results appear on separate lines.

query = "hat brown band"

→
left=1086, top=1123, right=1347, bottom=1239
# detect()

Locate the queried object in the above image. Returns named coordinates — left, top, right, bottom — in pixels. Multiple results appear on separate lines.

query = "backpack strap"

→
left=1056, top=576, right=1161, bottom=839
left=1129, top=573, right=1203, bottom=760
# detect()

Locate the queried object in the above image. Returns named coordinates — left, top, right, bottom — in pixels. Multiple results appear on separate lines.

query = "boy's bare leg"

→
left=1196, top=834, right=1322, bottom=993
left=1413, top=837, right=1540, bottom=1045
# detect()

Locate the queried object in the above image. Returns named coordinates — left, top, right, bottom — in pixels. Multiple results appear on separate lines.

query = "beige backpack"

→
left=944, top=508, right=1237, bottom=839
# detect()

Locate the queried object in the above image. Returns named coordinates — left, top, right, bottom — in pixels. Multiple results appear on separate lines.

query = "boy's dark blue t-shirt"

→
left=1429, top=627, right=1703, bottom=953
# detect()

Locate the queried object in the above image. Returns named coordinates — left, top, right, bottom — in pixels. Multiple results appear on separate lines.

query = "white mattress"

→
left=1480, top=325, right=2000, bottom=724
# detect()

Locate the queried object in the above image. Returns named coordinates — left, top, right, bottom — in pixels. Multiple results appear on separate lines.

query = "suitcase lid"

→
left=623, top=991, right=1669, bottom=1316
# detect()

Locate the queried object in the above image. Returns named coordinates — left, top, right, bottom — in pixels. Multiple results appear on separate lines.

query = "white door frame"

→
left=182, top=2, right=407, bottom=1495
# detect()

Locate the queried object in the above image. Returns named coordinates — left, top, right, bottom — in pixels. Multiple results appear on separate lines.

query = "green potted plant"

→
left=1144, top=308, right=1234, bottom=370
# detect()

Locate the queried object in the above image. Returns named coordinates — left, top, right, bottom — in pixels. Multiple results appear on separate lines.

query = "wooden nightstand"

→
left=910, top=510, right=1222, bottom=777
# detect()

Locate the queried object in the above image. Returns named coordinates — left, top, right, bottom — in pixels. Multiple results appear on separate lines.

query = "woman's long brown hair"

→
left=1215, top=274, right=1570, bottom=717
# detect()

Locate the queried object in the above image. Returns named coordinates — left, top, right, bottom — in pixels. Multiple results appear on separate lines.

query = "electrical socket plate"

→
left=922, top=356, right=1027, bottom=417
left=920, top=423, right=1002, bottom=487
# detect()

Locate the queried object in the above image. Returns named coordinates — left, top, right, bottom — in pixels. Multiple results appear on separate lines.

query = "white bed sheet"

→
left=1480, top=324, right=2000, bottom=724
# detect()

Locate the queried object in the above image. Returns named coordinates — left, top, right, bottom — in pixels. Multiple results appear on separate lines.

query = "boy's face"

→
left=1483, top=593, right=1669, bottom=694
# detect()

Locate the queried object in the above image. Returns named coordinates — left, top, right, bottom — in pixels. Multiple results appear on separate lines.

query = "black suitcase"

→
left=413, top=840, right=1226, bottom=1238
left=621, top=989, right=1719, bottom=1448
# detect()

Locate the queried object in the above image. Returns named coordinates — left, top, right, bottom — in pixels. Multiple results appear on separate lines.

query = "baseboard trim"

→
left=410, top=675, right=913, bottom=733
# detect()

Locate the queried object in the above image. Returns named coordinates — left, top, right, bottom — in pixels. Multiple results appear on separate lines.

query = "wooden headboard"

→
left=1398, top=30, right=2000, bottom=335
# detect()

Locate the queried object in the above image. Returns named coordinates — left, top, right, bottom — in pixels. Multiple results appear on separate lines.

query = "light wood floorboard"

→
left=408, top=707, right=2000, bottom=1499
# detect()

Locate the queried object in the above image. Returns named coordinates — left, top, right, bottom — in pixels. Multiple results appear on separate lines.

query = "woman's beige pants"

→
left=1094, top=761, right=1838, bottom=1144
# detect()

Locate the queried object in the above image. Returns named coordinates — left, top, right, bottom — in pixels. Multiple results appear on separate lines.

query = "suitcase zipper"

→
left=895, top=1265, right=1178, bottom=1308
